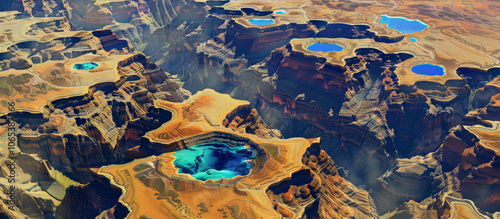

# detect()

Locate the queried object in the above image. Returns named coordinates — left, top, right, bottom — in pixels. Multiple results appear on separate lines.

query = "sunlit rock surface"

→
left=1, top=0, right=500, bottom=218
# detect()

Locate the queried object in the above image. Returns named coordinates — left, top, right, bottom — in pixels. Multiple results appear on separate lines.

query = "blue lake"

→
left=410, top=38, right=418, bottom=42
left=411, top=64, right=445, bottom=76
left=275, top=10, right=287, bottom=14
left=72, top=62, right=99, bottom=70
left=173, top=142, right=255, bottom=181
left=379, top=15, right=429, bottom=34
left=307, top=43, right=344, bottom=52
left=247, top=18, right=274, bottom=26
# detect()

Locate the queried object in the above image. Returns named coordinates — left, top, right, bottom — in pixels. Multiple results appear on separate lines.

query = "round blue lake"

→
left=275, top=10, right=287, bottom=14
left=379, top=15, right=429, bottom=34
left=411, top=64, right=445, bottom=76
left=72, top=62, right=99, bottom=70
left=173, top=142, right=255, bottom=181
left=307, top=43, right=344, bottom=52
left=410, top=38, right=418, bottom=42
left=247, top=18, right=274, bottom=26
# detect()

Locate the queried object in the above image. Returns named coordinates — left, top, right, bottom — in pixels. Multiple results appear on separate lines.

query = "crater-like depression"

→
left=72, top=62, right=99, bottom=70
left=307, top=43, right=344, bottom=52
left=411, top=63, right=445, bottom=76
left=173, top=142, right=256, bottom=181
left=247, top=18, right=275, bottom=26
left=379, top=15, right=429, bottom=34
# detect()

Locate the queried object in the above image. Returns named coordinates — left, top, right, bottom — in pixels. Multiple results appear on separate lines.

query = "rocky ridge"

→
left=1, top=0, right=500, bottom=218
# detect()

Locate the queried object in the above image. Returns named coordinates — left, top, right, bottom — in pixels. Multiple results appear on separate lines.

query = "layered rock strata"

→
left=99, top=90, right=379, bottom=218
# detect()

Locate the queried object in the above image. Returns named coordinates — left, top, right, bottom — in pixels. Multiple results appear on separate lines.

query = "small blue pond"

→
left=379, top=15, right=429, bottom=34
left=247, top=18, right=274, bottom=26
left=275, top=10, right=287, bottom=14
left=72, top=62, right=99, bottom=70
left=173, top=142, right=255, bottom=181
left=411, top=64, right=445, bottom=76
left=410, top=38, right=418, bottom=42
left=307, top=43, right=344, bottom=52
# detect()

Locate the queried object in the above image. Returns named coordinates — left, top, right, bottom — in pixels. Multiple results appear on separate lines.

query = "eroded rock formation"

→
left=1, top=0, right=500, bottom=218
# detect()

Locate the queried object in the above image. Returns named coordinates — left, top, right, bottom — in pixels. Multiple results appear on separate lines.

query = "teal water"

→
left=72, top=62, right=99, bottom=70
left=379, top=15, right=429, bottom=34
left=307, top=43, right=344, bottom=52
left=410, top=38, right=418, bottom=42
left=173, top=142, right=255, bottom=181
left=275, top=10, right=287, bottom=14
left=247, top=18, right=274, bottom=26
left=411, top=64, right=445, bottom=76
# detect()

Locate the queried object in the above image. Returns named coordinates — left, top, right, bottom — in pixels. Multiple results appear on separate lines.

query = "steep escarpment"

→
left=95, top=91, right=309, bottom=218
left=264, top=138, right=378, bottom=218
left=0, top=51, right=189, bottom=217
left=0, top=152, right=68, bottom=218
left=223, top=105, right=283, bottom=139
left=376, top=72, right=500, bottom=215
left=142, top=2, right=217, bottom=75
left=0, top=15, right=133, bottom=72
left=15, top=53, right=188, bottom=175
left=439, top=91, right=500, bottom=213
left=130, top=8, right=500, bottom=217
left=0, top=0, right=196, bottom=48
left=1, top=0, right=500, bottom=218
left=301, top=139, right=379, bottom=218
left=55, top=171, right=124, bottom=219
left=252, top=46, right=418, bottom=185
left=180, top=22, right=404, bottom=93
left=371, top=153, right=444, bottom=214
left=459, top=67, right=500, bottom=109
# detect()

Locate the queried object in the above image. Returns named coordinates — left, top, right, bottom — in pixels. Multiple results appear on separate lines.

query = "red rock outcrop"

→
left=0, top=47, right=189, bottom=217
left=223, top=105, right=282, bottom=139
left=267, top=139, right=378, bottom=218
left=437, top=82, right=500, bottom=213
left=1, top=0, right=500, bottom=218
left=371, top=153, right=442, bottom=213
left=55, top=171, right=124, bottom=219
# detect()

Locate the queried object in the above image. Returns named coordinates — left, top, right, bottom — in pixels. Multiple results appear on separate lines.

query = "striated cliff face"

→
left=55, top=171, right=124, bottom=219
left=464, top=68, right=500, bottom=110
left=1, top=0, right=500, bottom=218
left=12, top=52, right=188, bottom=180
left=223, top=105, right=283, bottom=139
left=0, top=28, right=190, bottom=216
left=252, top=46, right=425, bottom=185
left=142, top=3, right=222, bottom=78
left=301, top=139, right=378, bottom=218
left=131, top=2, right=499, bottom=214
left=377, top=75, right=500, bottom=216
left=156, top=30, right=467, bottom=192
left=0, top=152, right=66, bottom=218
left=1, top=0, right=197, bottom=48
left=0, top=14, right=133, bottom=72
left=371, top=153, right=443, bottom=214
left=452, top=96, right=500, bottom=212
left=180, top=22, right=404, bottom=93
left=95, top=92, right=381, bottom=218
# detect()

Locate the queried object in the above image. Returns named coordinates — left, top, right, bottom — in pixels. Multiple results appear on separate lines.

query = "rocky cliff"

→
left=1, top=0, right=500, bottom=218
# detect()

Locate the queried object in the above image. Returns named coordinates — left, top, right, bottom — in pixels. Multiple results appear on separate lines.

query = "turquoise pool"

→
left=275, top=10, right=287, bottom=14
left=173, top=142, right=255, bottom=181
left=411, top=64, right=445, bottom=76
left=247, top=18, right=275, bottom=26
left=410, top=38, right=418, bottom=42
left=307, top=43, right=344, bottom=52
left=72, top=62, right=99, bottom=70
left=379, top=15, right=429, bottom=34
